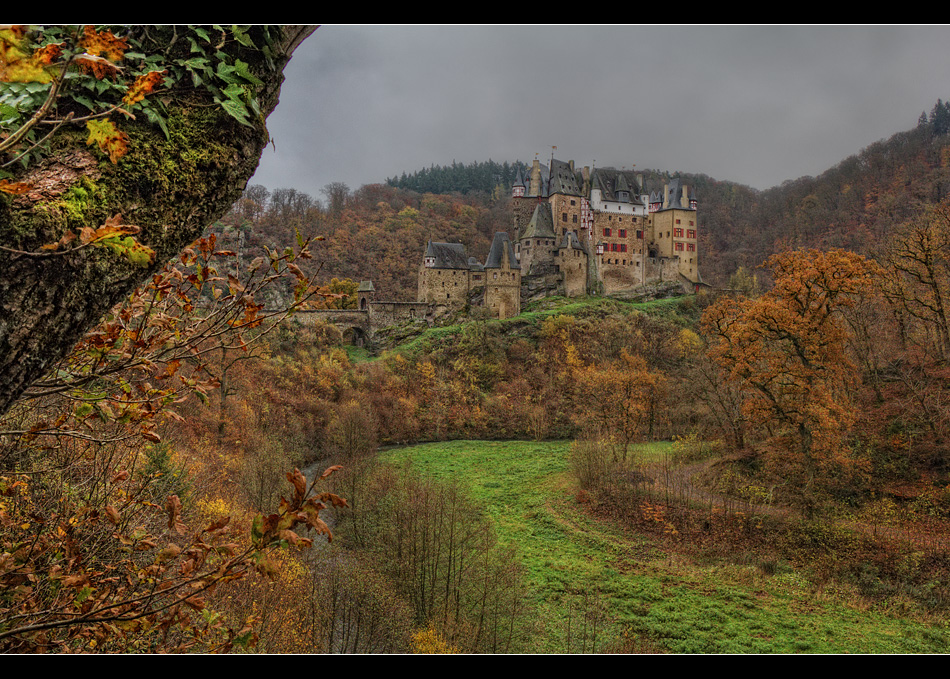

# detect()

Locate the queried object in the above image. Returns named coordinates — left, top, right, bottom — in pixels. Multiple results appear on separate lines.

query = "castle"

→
left=418, top=156, right=702, bottom=320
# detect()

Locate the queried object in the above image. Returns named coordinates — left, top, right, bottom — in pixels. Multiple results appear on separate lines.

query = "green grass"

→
left=380, top=439, right=950, bottom=653
left=342, top=344, right=375, bottom=363
left=382, top=294, right=693, bottom=361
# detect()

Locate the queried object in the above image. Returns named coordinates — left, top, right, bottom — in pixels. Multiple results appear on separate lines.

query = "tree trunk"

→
left=0, top=26, right=316, bottom=416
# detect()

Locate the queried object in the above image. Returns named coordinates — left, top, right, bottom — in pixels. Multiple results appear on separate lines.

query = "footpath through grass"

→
left=380, top=439, right=950, bottom=653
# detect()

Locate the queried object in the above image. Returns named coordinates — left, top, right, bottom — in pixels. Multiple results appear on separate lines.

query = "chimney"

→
left=663, top=184, right=669, bottom=209
left=529, top=158, right=541, bottom=196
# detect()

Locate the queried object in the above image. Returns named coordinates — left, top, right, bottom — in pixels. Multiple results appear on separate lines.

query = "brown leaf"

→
left=286, top=468, right=307, bottom=504
left=320, top=465, right=343, bottom=480
left=123, top=70, right=165, bottom=106
left=0, top=179, right=33, bottom=195
left=165, top=495, right=182, bottom=530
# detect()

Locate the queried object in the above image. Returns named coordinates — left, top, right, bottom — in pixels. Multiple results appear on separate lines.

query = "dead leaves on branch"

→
left=0, top=453, right=345, bottom=652
left=250, top=466, right=347, bottom=554
left=3, top=213, right=156, bottom=268
left=0, top=225, right=327, bottom=651
left=1, top=26, right=164, bottom=167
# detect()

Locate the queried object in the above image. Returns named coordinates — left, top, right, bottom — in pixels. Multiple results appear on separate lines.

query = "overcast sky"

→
left=249, top=25, right=950, bottom=198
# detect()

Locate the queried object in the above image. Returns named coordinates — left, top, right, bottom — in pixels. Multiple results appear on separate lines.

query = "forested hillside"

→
left=6, top=33, right=950, bottom=653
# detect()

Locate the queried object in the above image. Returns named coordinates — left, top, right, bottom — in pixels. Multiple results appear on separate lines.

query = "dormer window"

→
left=617, top=191, right=629, bottom=202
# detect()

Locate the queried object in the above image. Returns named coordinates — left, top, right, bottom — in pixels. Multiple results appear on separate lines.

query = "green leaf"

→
left=230, top=26, right=255, bottom=49
left=230, top=59, right=263, bottom=85
left=216, top=97, right=251, bottom=126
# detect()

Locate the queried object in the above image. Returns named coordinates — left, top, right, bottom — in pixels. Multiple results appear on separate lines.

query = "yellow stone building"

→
left=417, top=154, right=701, bottom=320
left=512, top=157, right=702, bottom=296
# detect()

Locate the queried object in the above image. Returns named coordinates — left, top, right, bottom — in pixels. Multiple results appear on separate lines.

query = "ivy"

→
left=0, top=25, right=278, bottom=173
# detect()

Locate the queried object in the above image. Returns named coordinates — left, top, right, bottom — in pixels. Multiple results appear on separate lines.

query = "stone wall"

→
left=368, top=300, right=428, bottom=329
left=485, top=269, right=521, bottom=319
left=417, top=266, right=471, bottom=306
left=556, top=247, right=588, bottom=297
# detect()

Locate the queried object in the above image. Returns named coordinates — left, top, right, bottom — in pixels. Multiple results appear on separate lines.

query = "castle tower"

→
left=357, top=280, right=375, bottom=310
left=649, top=178, right=699, bottom=283
left=512, top=167, right=526, bottom=198
left=483, top=232, right=521, bottom=319
left=528, top=158, right=542, bottom=197
left=418, top=241, right=475, bottom=306
left=517, top=202, right=557, bottom=275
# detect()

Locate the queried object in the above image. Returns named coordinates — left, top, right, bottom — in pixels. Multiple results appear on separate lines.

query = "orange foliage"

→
left=702, top=249, right=882, bottom=493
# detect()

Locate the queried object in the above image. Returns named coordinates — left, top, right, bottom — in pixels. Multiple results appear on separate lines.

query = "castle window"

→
left=621, top=243, right=627, bottom=252
left=690, top=220, right=694, bottom=226
left=619, top=229, right=627, bottom=238
left=562, top=213, right=568, bottom=222
left=674, top=228, right=683, bottom=238
left=675, top=242, right=684, bottom=251
left=676, top=219, right=681, bottom=224
left=687, top=229, right=696, bottom=239
left=687, top=243, right=696, bottom=252
left=636, top=230, right=643, bottom=239
left=572, top=215, right=578, bottom=223
left=603, top=228, right=611, bottom=237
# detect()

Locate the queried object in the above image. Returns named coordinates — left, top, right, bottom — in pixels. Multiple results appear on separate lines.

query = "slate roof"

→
left=520, top=202, right=556, bottom=240
left=591, top=168, right=645, bottom=205
left=524, top=159, right=582, bottom=198
left=512, top=167, right=526, bottom=190
left=657, top=178, right=694, bottom=211
left=484, top=232, right=520, bottom=270
left=558, top=231, right=587, bottom=253
left=424, top=241, right=471, bottom=269
left=548, top=158, right=583, bottom=196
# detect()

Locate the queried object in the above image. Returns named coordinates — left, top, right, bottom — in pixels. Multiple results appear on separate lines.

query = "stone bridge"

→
left=287, top=299, right=431, bottom=347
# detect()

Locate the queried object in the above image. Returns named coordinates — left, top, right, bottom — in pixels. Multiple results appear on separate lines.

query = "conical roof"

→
left=520, top=202, right=556, bottom=240
left=484, top=232, right=520, bottom=270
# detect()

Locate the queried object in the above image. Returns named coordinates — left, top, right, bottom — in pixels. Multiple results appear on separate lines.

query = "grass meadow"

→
left=380, top=439, right=950, bottom=653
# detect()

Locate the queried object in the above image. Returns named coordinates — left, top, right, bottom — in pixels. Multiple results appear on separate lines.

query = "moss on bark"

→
left=0, top=25, right=316, bottom=415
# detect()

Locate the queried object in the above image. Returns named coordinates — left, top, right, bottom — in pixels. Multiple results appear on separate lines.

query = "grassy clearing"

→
left=342, top=344, right=375, bottom=363
left=381, top=294, right=692, bottom=360
left=380, top=439, right=950, bottom=653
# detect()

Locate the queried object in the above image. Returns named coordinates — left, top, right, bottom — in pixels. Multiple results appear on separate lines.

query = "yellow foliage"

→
left=675, top=328, right=702, bottom=359
left=409, top=627, right=459, bottom=654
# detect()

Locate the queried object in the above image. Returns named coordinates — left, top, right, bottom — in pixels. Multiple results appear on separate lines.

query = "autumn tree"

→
left=574, top=349, right=664, bottom=463
left=881, top=199, right=950, bottom=360
left=0, top=26, right=349, bottom=653
left=702, top=249, right=881, bottom=506
left=0, top=25, right=316, bottom=417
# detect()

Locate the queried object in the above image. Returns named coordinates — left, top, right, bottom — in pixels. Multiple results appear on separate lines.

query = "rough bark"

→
left=0, top=26, right=316, bottom=416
